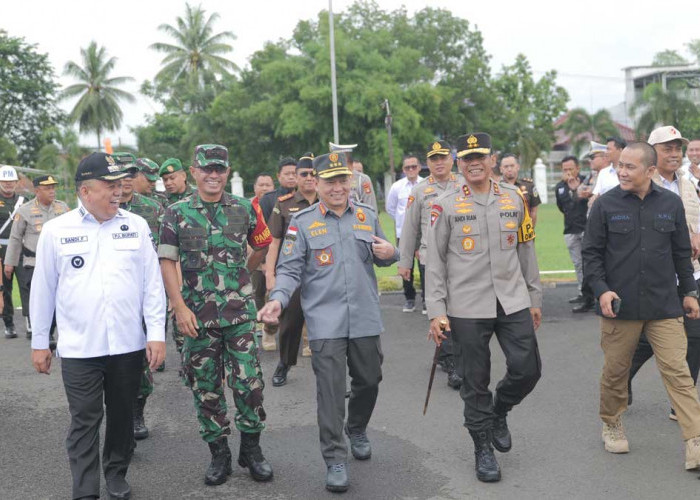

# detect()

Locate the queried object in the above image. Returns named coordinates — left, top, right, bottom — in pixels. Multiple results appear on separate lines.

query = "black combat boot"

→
left=238, top=432, right=273, bottom=482
left=491, top=399, right=512, bottom=453
left=133, top=397, right=149, bottom=440
left=205, top=438, right=232, bottom=486
left=444, top=357, right=462, bottom=390
left=469, top=430, right=501, bottom=482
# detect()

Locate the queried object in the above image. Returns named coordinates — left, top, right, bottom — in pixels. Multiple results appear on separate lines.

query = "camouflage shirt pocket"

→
left=180, top=227, right=208, bottom=270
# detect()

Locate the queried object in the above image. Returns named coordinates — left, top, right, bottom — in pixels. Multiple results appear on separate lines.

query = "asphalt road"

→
left=2, top=284, right=700, bottom=499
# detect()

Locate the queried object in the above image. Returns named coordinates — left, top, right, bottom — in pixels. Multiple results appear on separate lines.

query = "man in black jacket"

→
left=582, top=141, right=700, bottom=469
left=555, top=155, right=591, bottom=311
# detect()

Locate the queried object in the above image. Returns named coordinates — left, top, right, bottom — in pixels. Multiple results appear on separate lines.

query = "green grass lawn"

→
left=375, top=203, right=575, bottom=290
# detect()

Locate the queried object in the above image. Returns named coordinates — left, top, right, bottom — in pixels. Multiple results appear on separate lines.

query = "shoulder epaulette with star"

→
left=278, top=192, right=294, bottom=202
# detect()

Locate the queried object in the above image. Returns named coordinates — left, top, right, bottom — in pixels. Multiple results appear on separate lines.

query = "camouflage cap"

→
left=194, top=144, right=229, bottom=168
left=135, top=158, right=160, bottom=181
left=112, top=151, right=136, bottom=166
left=313, top=152, right=352, bottom=179
left=159, top=158, right=184, bottom=177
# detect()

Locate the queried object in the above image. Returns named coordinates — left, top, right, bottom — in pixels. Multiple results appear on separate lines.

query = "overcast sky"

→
left=4, top=0, right=699, bottom=149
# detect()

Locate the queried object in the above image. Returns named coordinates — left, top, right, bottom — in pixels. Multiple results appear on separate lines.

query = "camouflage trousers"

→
left=138, top=353, right=154, bottom=399
left=183, top=322, right=266, bottom=443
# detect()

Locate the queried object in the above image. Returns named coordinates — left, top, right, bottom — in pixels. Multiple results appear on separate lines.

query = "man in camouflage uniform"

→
left=398, top=140, right=463, bottom=389
left=114, top=152, right=164, bottom=440
left=265, top=153, right=317, bottom=386
left=132, top=157, right=167, bottom=205
left=329, top=142, right=378, bottom=211
left=4, top=175, right=68, bottom=340
left=159, top=158, right=193, bottom=206
left=159, top=144, right=274, bottom=486
left=0, top=165, right=28, bottom=339
left=499, top=154, right=542, bottom=227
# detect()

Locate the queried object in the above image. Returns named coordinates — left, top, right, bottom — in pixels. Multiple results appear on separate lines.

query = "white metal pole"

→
left=329, top=0, right=339, bottom=144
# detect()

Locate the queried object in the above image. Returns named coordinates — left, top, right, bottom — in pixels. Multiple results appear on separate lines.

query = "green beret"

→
left=159, top=158, right=184, bottom=177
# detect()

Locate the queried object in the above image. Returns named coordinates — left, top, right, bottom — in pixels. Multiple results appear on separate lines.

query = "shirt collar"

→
left=318, top=199, right=353, bottom=217
left=190, top=190, right=232, bottom=208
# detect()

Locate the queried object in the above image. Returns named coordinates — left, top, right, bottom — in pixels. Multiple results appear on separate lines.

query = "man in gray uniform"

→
left=426, top=133, right=542, bottom=483
left=4, top=175, right=69, bottom=338
left=329, top=142, right=378, bottom=211
left=399, top=140, right=463, bottom=388
left=258, top=152, right=398, bottom=493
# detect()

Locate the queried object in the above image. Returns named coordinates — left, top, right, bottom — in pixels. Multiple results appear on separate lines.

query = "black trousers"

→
left=61, top=350, right=143, bottom=499
left=396, top=238, right=423, bottom=302
left=17, top=263, right=33, bottom=317
left=450, top=305, right=541, bottom=432
left=279, top=288, right=304, bottom=367
left=309, top=336, right=383, bottom=466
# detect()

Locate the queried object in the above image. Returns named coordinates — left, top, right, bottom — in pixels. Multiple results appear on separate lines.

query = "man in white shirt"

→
left=592, top=138, right=624, bottom=197
left=30, top=152, right=166, bottom=500
left=386, top=154, right=423, bottom=312
left=682, top=138, right=700, bottom=194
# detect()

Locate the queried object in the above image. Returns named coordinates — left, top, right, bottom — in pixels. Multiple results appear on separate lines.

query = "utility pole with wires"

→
left=382, top=98, right=395, bottom=176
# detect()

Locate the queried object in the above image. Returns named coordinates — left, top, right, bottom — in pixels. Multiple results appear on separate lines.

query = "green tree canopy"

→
left=631, top=82, right=700, bottom=138
left=62, top=41, right=135, bottom=149
left=652, top=49, right=689, bottom=67
left=0, top=30, right=64, bottom=166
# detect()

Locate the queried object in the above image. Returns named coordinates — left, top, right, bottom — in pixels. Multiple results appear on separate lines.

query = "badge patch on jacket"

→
left=314, top=247, right=334, bottom=266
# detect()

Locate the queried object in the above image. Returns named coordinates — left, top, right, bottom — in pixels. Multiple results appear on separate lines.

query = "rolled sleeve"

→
left=158, top=207, right=180, bottom=261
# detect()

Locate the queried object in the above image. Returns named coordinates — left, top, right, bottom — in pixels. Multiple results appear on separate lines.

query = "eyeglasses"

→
left=198, top=164, right=228, bottom=174
left=298, top=171, right=316, bottom=178
left=404, top=164, right=420, bottom=170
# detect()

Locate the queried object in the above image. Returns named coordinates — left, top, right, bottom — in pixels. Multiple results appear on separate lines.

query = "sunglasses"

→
left=198, top=164, right=228, bottom=174
left=404, top=164, right=420, bottom=170
left=298, top=171, right=316, bottom=178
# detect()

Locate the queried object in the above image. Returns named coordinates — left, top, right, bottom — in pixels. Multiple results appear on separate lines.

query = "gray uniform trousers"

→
left=310, top=336, right=383, bottom=465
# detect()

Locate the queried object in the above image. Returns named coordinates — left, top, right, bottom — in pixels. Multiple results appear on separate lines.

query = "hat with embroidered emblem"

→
left=313, top=153, right=353, bottom=179
left=194, top=144, right=229, bottom=168
left=648, top=125, right=689, bottom=146
left=456, top=133, right=492, bottom=158
left=297, top=152, right=315, bottom=170
left=33, top=175, right=59, bottom=187
left=135, top=158, right=160, bottom=181
left=75, top=152, right=130, bottom=183
left=159, top=158, right=184, bottom=177
left=427, top=139, right=452, bottom=158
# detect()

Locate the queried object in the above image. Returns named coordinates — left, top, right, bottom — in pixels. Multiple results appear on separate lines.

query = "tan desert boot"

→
left=685, top=436, right=700, bottom=470
left=602, top=421, right=629, bottom=453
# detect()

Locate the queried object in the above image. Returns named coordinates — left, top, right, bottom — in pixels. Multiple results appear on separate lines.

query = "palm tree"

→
left=150, top=3, right=238, bottom=90
left=62, top=42, right=135, bottom=149
left=630, top=82, right=700, bottom=137
left=558, top=108, right=618, bottom=156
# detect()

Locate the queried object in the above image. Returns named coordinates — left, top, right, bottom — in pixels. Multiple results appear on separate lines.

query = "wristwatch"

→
left=684, top=290, right=699, bottom=298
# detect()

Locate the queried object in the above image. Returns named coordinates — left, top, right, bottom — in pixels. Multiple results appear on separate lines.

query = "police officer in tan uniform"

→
left=426, top=133, right=542, bottom=483
left=4, top=175, right=69, bottom=338
left=499, top=153, right=542, bottom=226
left=398, top=140, right=463, bottom=388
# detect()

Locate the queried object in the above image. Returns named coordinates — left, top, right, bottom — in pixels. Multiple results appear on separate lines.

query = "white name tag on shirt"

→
left=113, top=232, right=139, bottom=239
left=61, top=235, right=88, bottom=244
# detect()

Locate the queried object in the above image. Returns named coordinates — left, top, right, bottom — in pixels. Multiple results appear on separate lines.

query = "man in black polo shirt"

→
left=555, top=155, right=591, bottom=311
left=582, top=142, right=700, bottom=470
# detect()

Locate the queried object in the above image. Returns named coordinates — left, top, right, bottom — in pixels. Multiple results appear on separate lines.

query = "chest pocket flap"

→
left=608, top=213, right=633, bottom=234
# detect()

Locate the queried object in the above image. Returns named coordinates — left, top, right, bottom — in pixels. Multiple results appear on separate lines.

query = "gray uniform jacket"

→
left=270, top=201, right=398, bottom=341
left=5, top=199, right=70, bottom=267
left=399, top=173, right=463, bottom=268
left=426, top=180, right=542, bottom=319
left=350, top=171, right=378, bottom=211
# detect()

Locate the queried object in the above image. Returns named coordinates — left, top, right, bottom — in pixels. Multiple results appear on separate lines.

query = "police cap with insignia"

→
left=313, top=152, right=353, bottom=179
left=75, top=152, right=130, bottom=183
left=456, top=133, right=492, bottom=158
left=159, top=158, right=184, bottom=177
left=427, top=139, right=452, bottom=158
left=588, top=141, right=607, bottom=158
left=135, top=158, right=160, bottom=181
left=33, top=175, right=59, bottom=187
left=297, top=152, right=315, bottom=170
left=194, top=144, right=229, bottom=168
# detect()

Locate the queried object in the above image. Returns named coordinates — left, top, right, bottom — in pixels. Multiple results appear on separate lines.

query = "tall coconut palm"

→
left=631, top=82, right=699, bottom=137
left=150, top=3, right=238, bottom=89
left=559, top=108, right=618, bottom=156
left=62, top=42, right=135, bottom=149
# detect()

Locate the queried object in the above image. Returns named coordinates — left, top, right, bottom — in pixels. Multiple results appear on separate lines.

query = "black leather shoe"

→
left=445, top=357, right=462, bottom=390
left=205, top=438, right=232, bottom=486
left=572, top=300, right=595, bottom=313
left=106, top=476, right=131, bottom=499
left=4, top=325, right=17, bottom=339
left=272, top=362, right=288, bottom=387
left=469, top=430, right=501, bottom=482
left=326, top=463, right=349, bottom=492
left=344, top=424, right=371, bottom=460
left=156, top=361, right=165, bottom=372
left=569, top=295, right=585, bottom=304
left=238, top=432, right=273, bottom=481
left=492, top=415, right=512, bottom=453
left=133, top=398, right=149, bottom=440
